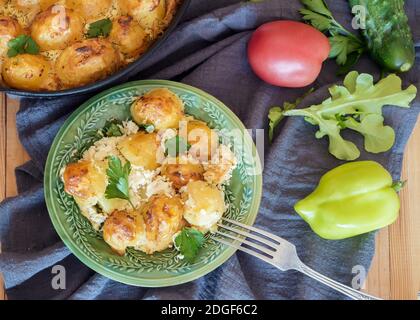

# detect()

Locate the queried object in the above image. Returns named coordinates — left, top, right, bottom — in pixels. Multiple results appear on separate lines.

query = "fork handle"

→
left=296, top=261, right=381, bottom=300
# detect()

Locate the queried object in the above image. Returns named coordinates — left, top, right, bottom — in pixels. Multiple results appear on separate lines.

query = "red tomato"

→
left=248, top=20, right=330, bottom=88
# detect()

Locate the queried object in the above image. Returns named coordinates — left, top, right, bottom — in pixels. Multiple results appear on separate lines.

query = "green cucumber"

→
left=349, top=0, right=415, bottom=72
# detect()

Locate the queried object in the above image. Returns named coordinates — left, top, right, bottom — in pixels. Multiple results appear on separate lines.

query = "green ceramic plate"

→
left=44, top=80, right=262, bottom=287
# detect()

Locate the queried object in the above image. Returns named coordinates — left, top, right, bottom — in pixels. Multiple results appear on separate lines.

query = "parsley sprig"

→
left=7, top=35, right=40, bottom=58
left=87, top=18, right=112, bottom=38
left=299, top=0, right=365, bottom=73
left=165, top=136, right=191, bottom=157
left=105, top=156, right=134, bottom=208
left=174, top=228, right=205, bottom=262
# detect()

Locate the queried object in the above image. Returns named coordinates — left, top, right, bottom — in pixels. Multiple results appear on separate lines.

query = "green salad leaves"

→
left=269, top=71, right=417, bottom=160
left=268, top=88, right=314, bottom=142
left=174, top=228, right=205, bottom=262
left=105, top=156, right=134, bottom=207
left=300, top=0, right=365, bottom=72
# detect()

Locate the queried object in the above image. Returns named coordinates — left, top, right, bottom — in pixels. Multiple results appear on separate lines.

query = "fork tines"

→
left=213, top=217, right=279, bottom=262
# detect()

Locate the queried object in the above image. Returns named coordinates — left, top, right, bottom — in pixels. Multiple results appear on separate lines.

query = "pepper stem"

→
left=392, top=180, right=407, bottom=193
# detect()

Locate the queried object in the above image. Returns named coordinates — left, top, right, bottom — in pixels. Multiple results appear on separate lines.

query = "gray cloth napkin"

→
left=0, top=0, right=419, bottom=300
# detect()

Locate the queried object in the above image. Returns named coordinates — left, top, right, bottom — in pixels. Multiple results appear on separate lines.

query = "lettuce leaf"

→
left=284, top=71, right=417, bottom=160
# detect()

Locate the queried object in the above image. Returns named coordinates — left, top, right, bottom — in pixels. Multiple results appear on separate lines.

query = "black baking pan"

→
left=0, top=0, right=191, bottom=98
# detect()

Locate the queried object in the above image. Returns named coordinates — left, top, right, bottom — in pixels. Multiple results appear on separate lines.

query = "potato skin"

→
left=103, top=210, right=145, bottom=255
left=118, top=132, right=160, bottom=170
left=131, top=88, right=184, bottom=130
left=109, top=15, right=149, bottom=59
left=138, top=194, right=184, bottom=254
left=65, top=0, right=113, bottom=21
left=30, top=5, right=84, bottom=51
left=161, top=157, right=204, bottom=190
left=2, top=54, right=57, bottom=91
left=183, top=180, right=225, bottom=232
left=55, top=39, right=120, bottom=89
left=9, top=0, right=41, bottom=27
left=119, top=0, right=166, bottom=33
left=0, top=16, right=24, bottom=60
left=62, top=160, right=107, bottom=200
left=186, top=120, right=219, bottom=161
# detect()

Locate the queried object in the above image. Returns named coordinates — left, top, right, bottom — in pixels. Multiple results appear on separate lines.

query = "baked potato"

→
left=2, top=53, right=57, bottom=91
left=0, top=16, right=24, bottom=59
left=109, top=15, right=149, bottom=59
left=9, top=0, right=41, bottom=27
left=65, top=0, right=113, bottom=22
left=119, top=0, right=166, bottom=34
left=130, top=88, right=184, bottom=130
left=39, top=0, right=59, bottom=11
left=182, top=180, right=225, bottom=232
left=103, top=210, right=145, bottom=255
left=161, top=157, right=204, bottom=190
left=186, top=120, right=219, bottom=161
left=118, top=132, right=160, bottom=170
left=62, top=160, right=107, bottom=200
left=55, top=38, right=121, bottom=88
left=204, top=145, right=237, bottom=185
left=137, top=194, right=184, bottom=254
left=30, top=5, right=84, bottom=51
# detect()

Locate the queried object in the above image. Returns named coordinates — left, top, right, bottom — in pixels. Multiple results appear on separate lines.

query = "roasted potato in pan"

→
left=2, top=53, right=57, bottom=91
left=55, top=38, right=121, bottom=88
left=0, top=16, right=24, bottom=60
left=30, top=5, right=84, bottom=51
left=65, top=0, right=113, bottom=22
left=119, top=0, right=166, bottom=34
left=109, top=15, right=149, bottom=59
left=0, top=0, right=182, bottom=91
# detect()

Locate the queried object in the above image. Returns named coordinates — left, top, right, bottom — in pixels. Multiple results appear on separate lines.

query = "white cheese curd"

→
left=120, top=120, right=139, bottom=136
left=204, top=144, right=238, bottom=185
left=129, top=165, right=157, bottom=193
left=82, top=136, right=123, bottom=162
left=146, top=175, right=175, bottom=198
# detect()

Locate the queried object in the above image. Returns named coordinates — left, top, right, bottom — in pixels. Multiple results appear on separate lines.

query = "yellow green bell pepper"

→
left=294, top=161, right=400, bottom=240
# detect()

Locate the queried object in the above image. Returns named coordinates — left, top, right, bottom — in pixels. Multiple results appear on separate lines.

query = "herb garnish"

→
left=105, top=156, right=134, bottom=208
left=299, top=0, right=365, bottom=72
left=98, top=119, right=123, bottom=138
left=174, top=228, right=205, bottom=262
left=7, top=35, right=40, bottom=57
left=87, top=18, right=112, bottom=38
left=165, top=136, right=191, bottom=157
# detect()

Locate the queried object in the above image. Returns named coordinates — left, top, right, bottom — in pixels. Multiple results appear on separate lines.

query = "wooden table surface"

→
left=0, top=93, right=419, bottom=300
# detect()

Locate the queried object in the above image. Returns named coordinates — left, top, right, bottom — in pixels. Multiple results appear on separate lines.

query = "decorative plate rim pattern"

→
left=44, top=80, right=262, bottom=287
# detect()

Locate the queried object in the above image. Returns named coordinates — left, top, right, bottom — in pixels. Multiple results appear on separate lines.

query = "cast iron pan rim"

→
left=0, top=0, right=191, bottom=98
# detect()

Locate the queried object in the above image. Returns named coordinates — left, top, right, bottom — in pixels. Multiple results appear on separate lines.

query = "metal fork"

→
left=213, top=218, right=380, bottom=300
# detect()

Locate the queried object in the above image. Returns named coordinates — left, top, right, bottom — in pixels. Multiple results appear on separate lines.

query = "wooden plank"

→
left=364, top=228, right=391, bottom=299
left=0, top=273, right=6, bottom=300
left=0, top=93, right=5, bottom=201
left=389, top=117, right=420, bottom=300
left=5, top=96, right=30, bottom=198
